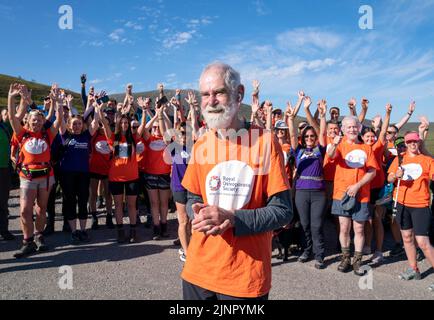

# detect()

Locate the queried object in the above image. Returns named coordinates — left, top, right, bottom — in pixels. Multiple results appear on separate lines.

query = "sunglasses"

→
left=405, top=140, right=419, bottom=144
left=298, top=126, right=307, bottom=130
left=304, top=134, right=317, bottom=139
left=132, top=126, right=139, bottom=129
left=387, top=131, right=397, bottom=135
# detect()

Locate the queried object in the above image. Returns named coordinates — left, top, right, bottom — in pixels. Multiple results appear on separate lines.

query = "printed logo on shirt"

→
left=345, top=149, right=367, bottom=168
left=402, top=163, right=423, bottom=181
left=389, top=148, right=398, bottom=156
left=136, top=141, right=145, bottom=155
left=181, top=150, right=190, bottom=159
left=119, top=142, right=129, bottom=159
left=205, top=160, right=254, bottom=211
left=149, top=139, right=166, bottom=151
left=68, top=139, right=88, bottom=149
left=95, top=141, right=111, bottom=155
left=24, top=138, right=48, bottom=155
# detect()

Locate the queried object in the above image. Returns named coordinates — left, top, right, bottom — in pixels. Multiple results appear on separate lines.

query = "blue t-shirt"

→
left=292, top=145, right=326, bottom=190
left=60, top=130, right=92, bottom=173
left=171, top=143, right=190, bottom=192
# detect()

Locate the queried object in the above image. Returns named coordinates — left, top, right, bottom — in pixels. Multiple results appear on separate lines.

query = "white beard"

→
left=203, top=102, right=238, bottom=130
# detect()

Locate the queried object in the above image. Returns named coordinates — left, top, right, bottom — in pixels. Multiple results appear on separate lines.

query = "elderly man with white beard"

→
left=180, top=62, right=293, bottom=300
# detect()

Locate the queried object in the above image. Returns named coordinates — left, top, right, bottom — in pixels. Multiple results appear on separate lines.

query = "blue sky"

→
left=1, top=0, right=434, bottom=122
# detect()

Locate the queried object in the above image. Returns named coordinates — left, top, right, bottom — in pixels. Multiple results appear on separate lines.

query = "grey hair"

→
left=341, top=116, right=362, bottom=132
left=200, top=62, right=241, bottom=99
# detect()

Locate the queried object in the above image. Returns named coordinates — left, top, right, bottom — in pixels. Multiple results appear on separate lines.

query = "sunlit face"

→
left=70, top=118, right=83, bottom=135
left=405, top=138, right=420, bottom=154
left=152, top=125, right=161, bottom=137
left=362, top=131, right=376, bottom=146
left=131, top=121, right=139, bottom=133
left=199, top=68, right=238, bottom=129
left=386, top=126, right=398, bottom=142
left=343, top=119, right=360, bottom=142
left=28, top=113, right=44, bottom=132
left=327, top=123, right=340, bottom=138
left=1, top=109, right=8, bottom=122
left=273, top=112, right=283, bottom=121
left=330, top=108, right=340, bottom=121
left=177, top=126, right=187, bottom=145
left=304, top=129, right=317, bottom=148
left=275, top=128, right=287, bottom=139
left=120, top=118, right=129, bottom=134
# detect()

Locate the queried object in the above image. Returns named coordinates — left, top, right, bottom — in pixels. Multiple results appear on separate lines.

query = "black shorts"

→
left=90, top=172, right=108, bottom=180
left=370, top=188, right=382, bottom=205
left=396, top=203, right=432, bottom=236
left=109, top=180, right=139, bottom=196
left=144, top=173, right=171, bottom=190
left=172, top=190, right=187, bottom=205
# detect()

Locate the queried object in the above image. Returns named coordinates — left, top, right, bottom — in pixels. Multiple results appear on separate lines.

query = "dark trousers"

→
left=182, top=280, right=269, bottom=301
left=60, top=172, right=90, bottom=221
left=295, top=189, right=327, bottom=260
left=47, top=169, right=67, bottom=224
left=0, top=168, right=11, bottom=233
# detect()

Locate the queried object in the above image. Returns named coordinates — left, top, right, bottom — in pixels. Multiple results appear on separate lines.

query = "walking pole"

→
left=392, top=153, right=404, bottom=221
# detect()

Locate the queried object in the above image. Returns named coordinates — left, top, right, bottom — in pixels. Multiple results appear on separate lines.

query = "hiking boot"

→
left=71, top=231, right=81, bottom=245
left=153, top=225, right=161, bottom=240
left=160, top=223, right=169, bottom=238
left=14, top=241, right=38, bottom=259
left=338, top=253, right=352, bottom=273
left=352, top=253, right=365, bottom=276
left=105, top=214, right=115, bottom=229
left=0, top=230, right=15, bottom=241
left=399, top=268, right=421, bottom=281
left=117, top=228, right=126, bottom=244
left=78, top=230, right=90, bottom=243
left=35, top=234, right=49, bottom=252
left=129, top=227, right=138, bottom=243
left=390, top=243, right=405, bottom=257
left=416, top=248, right=425, bottom=262
left=297, top=250, right=311, bottom=263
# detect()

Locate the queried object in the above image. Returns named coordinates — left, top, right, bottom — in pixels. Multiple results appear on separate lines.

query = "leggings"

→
left=295, top=189, right=327, bottom=260
left=61, top=171, right=90, bottom=221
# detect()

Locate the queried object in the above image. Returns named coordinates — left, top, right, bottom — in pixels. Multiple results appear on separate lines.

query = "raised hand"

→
left=348, top=97, right=357, bottom=110
left=318, top=99, right=327, bottom=117
left=251, top=93, right=260, bottom=115
left=361, top=98, right=369, bottom=110
left=252, top=80, right=260, bottom=96
left=185, top=91, right=197, bottom=105
left=66, top=94, right=74, bottom=103
left=175, top=89, right=181, bottom=96
left=333, top=134, right=343, bottom=146
left=8, top=83, right=21, bottom=97
left=303, top=96, right=312, bottom=109
left=286, top=101, right=295, bottom=120
left=158, top=83, right=164, bottom=93
left=137, top=96, right=145, bottom=108
left=81, top=74, right=87, bottom=84
left=126, top=83, right=133, bottom=96
left=386, top=103, right=392, bottom=114
left=50, top=84, right=61, bottom=103
left=298, top=91, right=305, bottom=100
left=408, top=101, right=416, bottom=113
left=371, top=115, right=382, bottom=129
left=264, top=101, right=273, bottom=114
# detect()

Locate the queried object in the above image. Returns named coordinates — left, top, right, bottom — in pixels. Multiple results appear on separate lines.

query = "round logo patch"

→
left=205, top=160, right=255, bottom=211
left=119, top=143, right=129, bottom=159
left=345, top=149, right=367, bottom=168
left=136, top=141, right=145, bottom=155
left=149, top=139, right=166, bottom=151
left=95, top=141, right=111, bottom=155
left=24, top=138, right=48, bottom=155
left=402, top=163, right=423, bottom=181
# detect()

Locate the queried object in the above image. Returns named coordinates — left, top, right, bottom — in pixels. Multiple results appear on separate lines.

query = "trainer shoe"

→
left=179, top=253, right=187, bottom=262
left=153, top=225, right=161, bottom=240
left=35, top=234, right=49, bottom=252
left=416, top=248, right=425, bottom=262
left=369, top=251, right=384, bottom=265
left=14, top=241, right=38, bottom=259
left=79, top=230, right=90, bottom=243
left=297, top=250, right=311, bottom=263
left=315, top=259, right=326, bottom=270
left=399, top=268, right=421, bottom=281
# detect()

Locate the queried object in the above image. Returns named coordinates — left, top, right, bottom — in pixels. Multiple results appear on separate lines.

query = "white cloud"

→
left=125, top=21, right=143, bottom=30
left=276, top=28, right=343, bottom=51
left=109, top=28, right=126, bottom=42
left=163, top=31, right=196, bottom=49
left=253, top=0, right=271, bottom=16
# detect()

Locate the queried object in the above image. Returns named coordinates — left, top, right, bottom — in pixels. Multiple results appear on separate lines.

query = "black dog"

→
left=272, top=220, right=303, bottom=261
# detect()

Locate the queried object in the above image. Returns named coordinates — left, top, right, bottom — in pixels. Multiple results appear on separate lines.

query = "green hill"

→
left=0, top=74, right=82, bottom=112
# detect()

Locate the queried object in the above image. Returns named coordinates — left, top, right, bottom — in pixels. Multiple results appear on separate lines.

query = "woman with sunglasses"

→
left=8, top=83, right=63, bottom=258
left=388, top=131, right=434, bottom=291
left=142, top=101, right=172, bottom=240
left=359, top=104, right=391, bottom=264
left=287, top=99, right=328, bottom=269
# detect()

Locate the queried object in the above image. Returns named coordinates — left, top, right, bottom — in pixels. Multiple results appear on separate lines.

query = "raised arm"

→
left=358, top=98, right=369, bottom=124
left=318, top=100, right=327, bottom=147
left=137, top=97, right=151, bottom=137
left=419, top=116, right=430, bottom=142
left=88, top=102, right=101, bottom=136
left=45, top=98, right=55, bottom=121
left=97, top=106, right=112, bottom=140
left=378, top=104, right=392, bottom=144
left=304, top=96, right=320, bottom=134
left=286, top=102, right=298, bottom=151
left=7, top=83, right=24, bottom=135
left=81, top=74, right=88, bottom=108
left=395, top=101, right=415, bottom=130
left=264, top=101, right=273, bottom=130
left=327, top=134, right=343, bottom=159
left=50, top=85, right=65, bottom=136
left=250, top=80, right=265, bottom=128
left=348, top=98, right=357, bottom=117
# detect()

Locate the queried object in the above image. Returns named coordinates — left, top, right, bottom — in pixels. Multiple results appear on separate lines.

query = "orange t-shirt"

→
left=324, top=136, right=337, bottom=182
left=388, top=153, right=434, bottom=208
left=143, top=135, right=171, bottom=175
left=16, top=129, right=55, bottom=178
left=332, top=140, right=379, bottom=203
left=281, top=143, right=293, bottom=188
left=181, top=129, right=290, bottom=298
left=89, top=131, right=111, bottom=176
left=107, top=133, right=139, bottom=182
left=370, top=140, right=386, bottom=189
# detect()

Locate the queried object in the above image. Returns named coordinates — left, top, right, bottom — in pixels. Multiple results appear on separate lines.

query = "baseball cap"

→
left=274, top=120, right=288, bottom=130
left=404, top=132, right=421, bottom=143
left=341, top=193, right=356, bottom=211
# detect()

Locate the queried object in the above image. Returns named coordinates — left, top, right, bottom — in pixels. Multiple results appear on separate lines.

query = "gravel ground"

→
left=1, top=189, right=433, bottom=300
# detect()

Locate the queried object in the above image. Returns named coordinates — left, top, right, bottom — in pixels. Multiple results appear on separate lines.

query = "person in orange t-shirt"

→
left=98, top=106, right=145, bottom=244
left=361, top=103, right=391, bottom=264
left=328, top=116, right=378, bottom=276
left=8, top=83, right=63, bottom=258
left=387, top=131, right=434, bottom=285
left=181, top=63, right=292, bottom=300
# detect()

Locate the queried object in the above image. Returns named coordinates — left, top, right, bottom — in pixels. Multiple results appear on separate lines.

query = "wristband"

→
left=407, top=112, right=413, bottom=116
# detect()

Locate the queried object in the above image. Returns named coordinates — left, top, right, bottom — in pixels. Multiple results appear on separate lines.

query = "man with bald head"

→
left=181, top=62, right=293, bottom=300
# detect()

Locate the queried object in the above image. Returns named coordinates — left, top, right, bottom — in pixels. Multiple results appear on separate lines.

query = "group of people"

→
left=0, top=62, right=433, bottom=299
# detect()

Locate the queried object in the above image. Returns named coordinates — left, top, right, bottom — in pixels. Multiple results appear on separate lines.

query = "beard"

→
left=202, top=101, right=238, bottom=130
